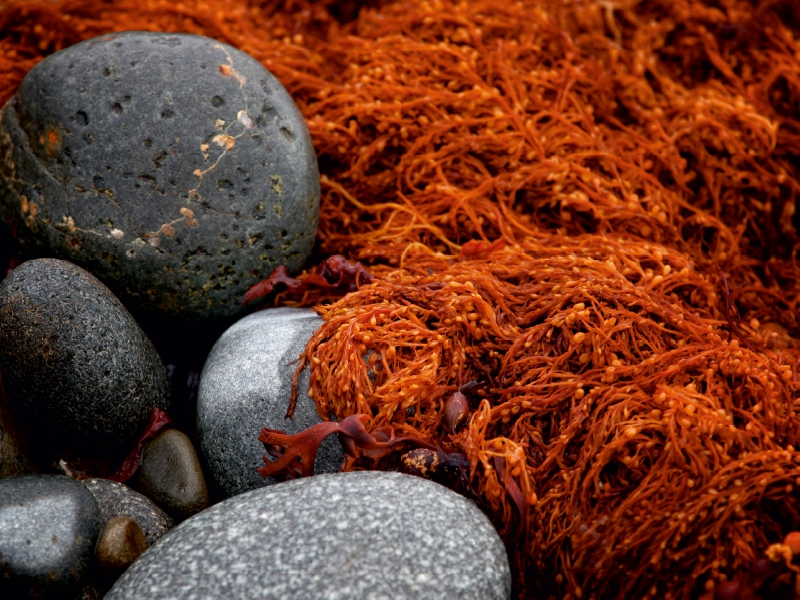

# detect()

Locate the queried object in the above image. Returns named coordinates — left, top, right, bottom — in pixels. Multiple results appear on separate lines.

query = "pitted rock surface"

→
left=106, top=471, right=511, bottom=600
left=0, top=475, right=102, bottom=597
left=197, top=307, right=342, bottom=498
left=82, top=478, right=174, bottom=545
left=0, top=259, right=170, bottom=451
left=0, top=31, right=319, bottom=320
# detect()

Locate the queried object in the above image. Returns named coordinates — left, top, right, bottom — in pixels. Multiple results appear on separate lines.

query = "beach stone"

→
left=0, top=259, right=170, bottom=452
left=197, top=307, right=343, bottom=499
left=82, top=478, right=174, bottom=545
left=135, top=429, right=210, bottom=522
left=95, top=516, right=149, bottom=572
left=106, top=471, right=511, bottom=600
left=0, top=31, right=320, bottom=321
left=0, top=475, right=102, bottom=597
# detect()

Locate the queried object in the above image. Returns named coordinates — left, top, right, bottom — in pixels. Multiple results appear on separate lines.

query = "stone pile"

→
left=0, top=31, right=511, bottom=600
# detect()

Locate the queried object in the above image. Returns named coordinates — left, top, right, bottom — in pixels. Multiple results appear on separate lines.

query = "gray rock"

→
left=0, top=259, right=170, bottom=451
left=0, top=475, right=102, bottom=597
left=136, top=428, right=210, bottom=522
left=82, top=478, right=174, bottom=545
left=197, top=307, right=343, bottom=498
left=0, top=31, right=319, bottom=321
left=107, top=471, right=511, bottom=600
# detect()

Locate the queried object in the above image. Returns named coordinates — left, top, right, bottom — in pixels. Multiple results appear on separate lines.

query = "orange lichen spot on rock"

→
left=212, top=133, right=235, bottom=151
left=44, top=127, right=60, bottom=153
left=180, top=207, right=198, bottom=227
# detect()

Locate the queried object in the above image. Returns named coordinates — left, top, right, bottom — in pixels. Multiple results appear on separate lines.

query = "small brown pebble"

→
left=95, top=516, right=149, bottom=572
left=443, top=391, right=469, bottom=434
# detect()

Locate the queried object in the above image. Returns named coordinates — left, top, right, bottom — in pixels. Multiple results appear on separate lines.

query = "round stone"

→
left=197, top=308, right=343, bottom=499
left=0, top=258, right=171, bottom=452
left=135, top=429, right=210, bottom=522
left=0, top=475, right=102, bottom=597
left=81, top=478, right=174, bottom=546
left=95, top=516, right=149, bottom=572
left=106, top=471, right=512, bottom=600
left=0, top=31, right=320, bottom=320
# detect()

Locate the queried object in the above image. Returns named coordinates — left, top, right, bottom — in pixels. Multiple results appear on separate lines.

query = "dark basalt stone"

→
left=0, top=258, right=170, bottom=452
left=0, top=31, right=320, bottom=321
left=0, top=475, right=102, bottom=598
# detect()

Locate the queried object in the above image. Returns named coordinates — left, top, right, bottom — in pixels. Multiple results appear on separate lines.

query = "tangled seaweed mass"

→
left=5, top=0, right=800, bottom=597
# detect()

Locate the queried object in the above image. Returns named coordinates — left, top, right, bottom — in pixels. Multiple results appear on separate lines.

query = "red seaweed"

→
left=3, top=254, right=18, bottom=279
left=258, top=413, right=437, bottom=481
left=107, top=408, right=173, bottom=482
left=243, top=255, right=375, bottom=306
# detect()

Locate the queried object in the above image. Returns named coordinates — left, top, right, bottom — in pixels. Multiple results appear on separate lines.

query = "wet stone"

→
left=82, top=478, right=174, bottom=545
left=106, top=471, right=512, bottom=600
left=0, top=259, right=171, bottom=452
left=0, top=31, right=320, bottom=321
left=95, top=516, right=149, bottom=572
left=0, top=475, right=102, bottom=597
left=197, top=307, right=343, bottom=499
left=135, top=428, right=210, bottom=522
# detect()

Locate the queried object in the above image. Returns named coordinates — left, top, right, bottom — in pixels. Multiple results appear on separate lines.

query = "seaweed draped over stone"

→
left=3, top=0, right=800, bottom=598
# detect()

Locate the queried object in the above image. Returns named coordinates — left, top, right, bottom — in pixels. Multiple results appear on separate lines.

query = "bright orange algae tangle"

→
left=5, top=0, right=800, bottom=597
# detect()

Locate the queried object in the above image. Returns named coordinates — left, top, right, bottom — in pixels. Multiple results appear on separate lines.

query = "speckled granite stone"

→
left=0, top=259, right=170, bottom=451
left=0, top=475, right=102, bottom=597
left=82, top=478, right=174, bottom=545
left=197, top=307, right=342, bottom=498
left=0, top=31, right=320, bottom=321
left=106, top=471, right=511, bottom=600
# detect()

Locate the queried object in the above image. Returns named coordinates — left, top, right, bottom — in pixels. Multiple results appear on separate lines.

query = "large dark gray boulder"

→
left=0, top=31, right=319, bottom=320
left=0, top=259, right=170, bottom=451
left=197, top=307, right=343, bottom=499
left=0, top=475, right=102, bottom=597
left=106, top=471, right=511, bottom=600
